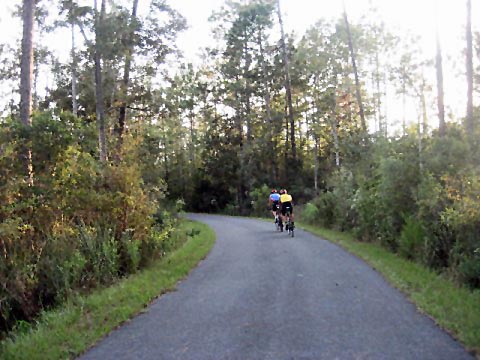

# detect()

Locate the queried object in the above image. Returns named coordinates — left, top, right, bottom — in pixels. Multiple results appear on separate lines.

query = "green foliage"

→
left=456, top=254, right=480, bottom=289
left=0, top=220, right=215, bottom=360
left=398, top=217, right=426, bottom=261
left=0, top=112, right=177, bottom=335
left=301, top=125, right=479, bottom=290
left=351, top=179, right=379, bottom=241
left=310, top=191, right=337, bottom=228
left=249, top=184, right=271, bottom=217
left=302, top=203, right=319, bottom=224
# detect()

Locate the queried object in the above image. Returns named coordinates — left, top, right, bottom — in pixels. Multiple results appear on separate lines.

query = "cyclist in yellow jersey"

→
left=279, top=189, right=294, bottom=229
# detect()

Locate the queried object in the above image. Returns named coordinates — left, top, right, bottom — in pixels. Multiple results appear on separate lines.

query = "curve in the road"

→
left=80, top=214, right=473, bottom=360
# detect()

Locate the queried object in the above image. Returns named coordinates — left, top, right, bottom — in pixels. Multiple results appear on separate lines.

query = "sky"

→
left=0, top=0, right=477, bottom=132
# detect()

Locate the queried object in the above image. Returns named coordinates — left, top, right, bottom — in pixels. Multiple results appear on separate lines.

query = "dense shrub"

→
left=398, top=217, right=426, bottom=261
left=249, top=185, right=271, bottom=218
left=311, top=190, right=337, bottom=227
left=302, top=125, right=480, bottom=289
left=302, top=203, right=319, bottom=224
left=0, top=113, right=177, bottom=334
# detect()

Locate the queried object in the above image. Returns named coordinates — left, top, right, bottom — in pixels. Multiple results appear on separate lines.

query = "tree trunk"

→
left=331, top=75, right=340, bottom=167
left=94, top=0, right=107, bottom=162
left=435, top=17, right=446, bottom=137
left=284, top=103, right=289, bottom=181
left=117, top=0, right=139, bottom=149
left=20, top=0, right=34, bottom=127
left=276, top=0, right=296, bottom=163
left=258, top=29, right=276, bottom=183
left=402, top=72, right=406, bottom=136
left=383, top=70, right=388, bottom=137
left=332, top=113, right=340, bottom=167
left=314, top=134, right=319, bottom=193
left=243, top=39, right=252, bottom=144
left=418, top=112, right=423, bottom=171
left=466, top=0, right=473, bottom=133
left=189, top=107, right=195, bottom=165
left=370, top=67, right=377, bottom=132
left=71, top=20, right=78, bottom=117
left=33, top=54, right=38, bottom=110
left=375, top=51, right=382, bottom=134
left=420, top=76, right=428, bottom=135
left=343, top=3, right=367, bottom=136
left=19, top=0, right=35, bottom=184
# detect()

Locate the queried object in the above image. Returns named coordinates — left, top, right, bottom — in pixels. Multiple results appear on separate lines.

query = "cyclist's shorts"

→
left=272, top=201, right=280, bottom=211
left=281, top=202, right=293, bottom=215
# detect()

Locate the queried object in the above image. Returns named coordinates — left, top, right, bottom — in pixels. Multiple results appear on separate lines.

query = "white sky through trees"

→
left=0, top=0, right=477, bottom=134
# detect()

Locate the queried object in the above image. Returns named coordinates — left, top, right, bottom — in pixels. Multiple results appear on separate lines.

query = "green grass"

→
left=299, top=222, right=480, bottom=357
left=0, top=220, right=215, bottom=360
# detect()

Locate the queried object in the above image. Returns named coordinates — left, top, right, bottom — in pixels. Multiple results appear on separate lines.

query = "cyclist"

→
left=269, top=189, right=281, bottom=223
left=279, top=189, right=294, bottom=230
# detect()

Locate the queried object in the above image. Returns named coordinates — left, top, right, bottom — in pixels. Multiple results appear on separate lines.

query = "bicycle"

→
left=274, top=207, right=283, bottom=232
left=285, top=209, right=294, bottom=237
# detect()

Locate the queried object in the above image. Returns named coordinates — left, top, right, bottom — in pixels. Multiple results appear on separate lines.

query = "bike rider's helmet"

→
left=279, top=189, right=285, bottom=194
left=282, top=189, right=287, bottom=194
left=271, top=189, right=277, bottom=194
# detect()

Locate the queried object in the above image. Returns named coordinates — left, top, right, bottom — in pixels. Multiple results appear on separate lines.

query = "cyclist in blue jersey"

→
left=269, top=189, right=281, bottom=223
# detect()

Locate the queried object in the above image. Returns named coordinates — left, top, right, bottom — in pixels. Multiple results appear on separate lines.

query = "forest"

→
left=0, top=0, right=479, bottom=337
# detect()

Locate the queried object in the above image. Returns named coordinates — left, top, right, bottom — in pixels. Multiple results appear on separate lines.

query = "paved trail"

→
left=80, top=214, right=473, bottom=360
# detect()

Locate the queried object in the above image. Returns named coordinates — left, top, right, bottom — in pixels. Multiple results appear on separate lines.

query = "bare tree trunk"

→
left=305, top=100, right=318, bottom=193
left=189, top=107, right=195, bottom=165
left=258, top=29, right=276, bottom=183
left=332, top=118, right=340, bottom=167
left=276, top=0, right=296, bottom=163
left=117, top=0, right=139, bottom=149
left=33, top=54, right=38, bottom=110
left=402, top=73, right=406, bottom=136
left=243, top=38, right=252, bottom=144
left=343, top=2, right=367, bottom=136
left=420, top=76, right=428, bottom=135
left=466, top=0, right=473, bottom=133
left=418, top=113, right=423, bottom=171
left=435, top=13, right=446, bottom=137
left=383, top=70, right=388, bottom=137
left=71, top=20, right=78, bottom=117
left=20, top=0, right=34, bottom=184
left=370, top=67, right=377, bottom=132
left=331, top=82, right=340, bottom=167
left=314, top=134, right=319, bottom=193
left=94, top=0, right=107, bottom=162
left=20, top=0, right=34, bottom=127
left=375, top=51, right=382, bottom=134
left=161, top=121, right=169, bottom=182
left=284, top=103, right=289, bottom=180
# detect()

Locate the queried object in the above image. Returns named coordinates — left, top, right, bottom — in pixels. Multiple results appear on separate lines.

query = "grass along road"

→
left=0, top=220, right=215, bottom=360
left=299, top=222, right=480, bottom=358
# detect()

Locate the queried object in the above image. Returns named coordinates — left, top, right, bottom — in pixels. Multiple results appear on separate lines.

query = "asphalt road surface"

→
left=80, top=214, right=473, bottom=360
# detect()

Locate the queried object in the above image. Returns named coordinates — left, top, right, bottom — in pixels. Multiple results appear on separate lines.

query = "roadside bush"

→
left=456, top=254, right=480, bottom=289
left=78, top=226, right=119, bottom=287
left=0, top=113, right=177, bottom=335
left=398, top=217, right=426, bottom=261
left=249, top=184, right=271, bottom=217
left=375, top=156, right=419, bottom=250
left=302, top=202, right=319, bottom=224
left=330, top=168, right=357, bottom=231
left=352, top=180, right=379, bottom=242
left=442, top=172, right=480, bottom=287
left=311, top=190, right=337, bottom=228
